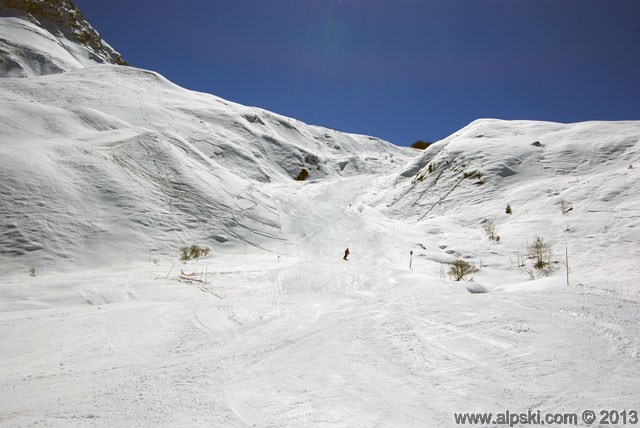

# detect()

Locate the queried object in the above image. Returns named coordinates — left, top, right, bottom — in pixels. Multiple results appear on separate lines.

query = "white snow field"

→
left=1, top=12, right=640, bottom=428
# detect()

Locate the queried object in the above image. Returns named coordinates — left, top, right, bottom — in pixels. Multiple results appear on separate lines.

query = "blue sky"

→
left=74, top=0, right=640, bottom=146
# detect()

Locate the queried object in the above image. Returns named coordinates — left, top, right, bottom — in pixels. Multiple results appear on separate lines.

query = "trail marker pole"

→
left=565, top=245, right=570, bottom=286
left=165, top=262, right=175, bottom=279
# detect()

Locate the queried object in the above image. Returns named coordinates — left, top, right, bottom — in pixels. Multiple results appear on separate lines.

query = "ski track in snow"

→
left=1, top=176, right=639, bottom=427
left=0, top=16, right=639, bottom=425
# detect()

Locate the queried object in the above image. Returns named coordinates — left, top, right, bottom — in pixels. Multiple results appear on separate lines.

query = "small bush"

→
left=528, top=237, right=551, bottom=270
left=505, top=204, right=512, bottom=214
left=449, top=259, right=480, bottom=281
left=481, top=219, right=500, bottom=241
left=411, top=140, right=433, bottom=150
left=295, top=168, right=309, bottom=181
left=180, top=244, right=210, bottom=262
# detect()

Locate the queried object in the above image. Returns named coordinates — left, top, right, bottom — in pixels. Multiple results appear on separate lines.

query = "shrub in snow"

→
left=481, top=219, right=500, bottom=241
left=180, top=245, right=210, bottom=262
left=295, top=168, right=309, bottom=181
left=528, top=237, right=551, bottom=270
left=410, top=140, right=432, bottom=150
left=449, top=259, right=480, bottom=281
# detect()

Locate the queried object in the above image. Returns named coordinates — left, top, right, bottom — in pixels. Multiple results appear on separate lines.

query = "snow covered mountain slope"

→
left=0, top=64, right=411, bottom=271
left=0, top=0, right=126, bottom=77
left=366, top=119, right=640, bottom=282
left=1, top=6, right=640, bottom=427
left=1, top=138, right=639, bottom=426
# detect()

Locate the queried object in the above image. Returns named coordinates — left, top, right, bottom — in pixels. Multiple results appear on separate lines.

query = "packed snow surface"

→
left=1, top=66, right=640, bottom=426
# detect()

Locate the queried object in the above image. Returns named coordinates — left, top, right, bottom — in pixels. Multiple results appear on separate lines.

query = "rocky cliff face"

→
left=0, top=0, right=126, bottom=77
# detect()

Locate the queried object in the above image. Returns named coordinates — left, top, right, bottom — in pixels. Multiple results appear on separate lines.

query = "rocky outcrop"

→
left=0, top=0, right=127, bottom=66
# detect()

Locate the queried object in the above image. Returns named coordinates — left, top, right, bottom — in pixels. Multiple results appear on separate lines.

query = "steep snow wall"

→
left=0, top=65, right=411, bottom=271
